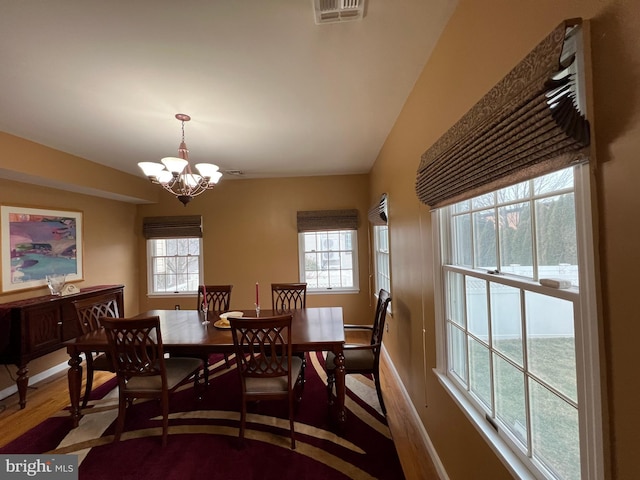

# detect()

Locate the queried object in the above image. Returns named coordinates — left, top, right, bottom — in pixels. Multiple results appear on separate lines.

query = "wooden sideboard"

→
left=0, top=284, right=124, bottom=408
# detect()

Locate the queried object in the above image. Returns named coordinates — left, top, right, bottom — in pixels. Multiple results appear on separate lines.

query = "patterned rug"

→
left=1, top=352, right=405, bottom=480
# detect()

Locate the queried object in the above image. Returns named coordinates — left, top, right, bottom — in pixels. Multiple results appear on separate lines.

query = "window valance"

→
left=297, top=209, right=359, bottom=232
left=368, top=193, right=388, bottom=225
left=416, top=18, right=590, bottom=208
left=143, top=215, right=203, bottom=238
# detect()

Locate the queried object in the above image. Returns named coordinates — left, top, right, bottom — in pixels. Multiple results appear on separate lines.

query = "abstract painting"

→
left=1, top=206, right=83, bottom=292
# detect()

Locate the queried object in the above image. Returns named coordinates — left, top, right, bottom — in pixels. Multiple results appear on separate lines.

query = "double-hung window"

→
left=433, top=166, right=601, bottom=479
left=147, top=237, right=202, bottom=294
left=297, top=209, right=359, bottom=293
left=369, top=193, right=391, bottom=296
left=373, top=225, right=390, bottom=294
left=419, top=20, right=604, bottom=480
left=143, top=216, right=203, bottom=296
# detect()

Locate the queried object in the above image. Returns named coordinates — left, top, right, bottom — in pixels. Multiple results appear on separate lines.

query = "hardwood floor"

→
left=380, top=350, right=441, bottom=480
left=0, top=369, right=114, bottom=448
left=0, top=342, right=441, bottom=479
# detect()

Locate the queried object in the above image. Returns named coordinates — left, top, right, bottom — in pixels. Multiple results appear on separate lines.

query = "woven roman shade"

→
left=297, top=209, right=359, bottom=232
left=368, top=194, right=388, bottom=225
left=143, top=215, right=203, bottom=239
left=416, top=19, right=590, bottom=208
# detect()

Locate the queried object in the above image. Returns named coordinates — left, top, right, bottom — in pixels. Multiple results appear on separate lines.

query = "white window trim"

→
left=572, top=163, right=605, bottom=480
left=373, top=224, right=391, bottom=295
left=431, top=163, right=605, bottom=479
left=298, top=230, right=360, bottom=294
left=146, top=237, right=204, bottom=297
left=373, top=224, right=392, bottom=313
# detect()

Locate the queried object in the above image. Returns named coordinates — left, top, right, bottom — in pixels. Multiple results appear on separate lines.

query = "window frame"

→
left=146, top=237, right=204, bottom=297
left=298, top=229, right=359, bottom=294
left=373, top=224, right=391, bottom=297
left=432, top=163, right=605, bottom=480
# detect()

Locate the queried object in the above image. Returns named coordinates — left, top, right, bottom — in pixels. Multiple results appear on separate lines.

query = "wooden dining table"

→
left=65, top=307, right=347, bottom=429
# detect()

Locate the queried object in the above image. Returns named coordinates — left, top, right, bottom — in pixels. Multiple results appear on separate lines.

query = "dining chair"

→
left=201, top=284, right=234, bottom=373
left=229, top=313, right=303, bottom=449
left=271, top=283, right=308, bottom=391
left=198, top=284, right=233, bottom=313
left=101, top=315, right=203, bottom=447
left=170, top=284, right=233, bottom=384
left=271, top=283, right=307, bottom=312
left=325, top=289, right=392, bottom=415
left=72, top=293, right=120, bottom=407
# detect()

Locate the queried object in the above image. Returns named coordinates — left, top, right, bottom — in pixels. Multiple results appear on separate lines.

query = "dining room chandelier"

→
left=138, top=113, right=222, bottom=206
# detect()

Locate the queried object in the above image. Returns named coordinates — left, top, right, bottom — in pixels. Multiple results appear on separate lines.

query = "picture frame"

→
left=1, top=205, right=84, bottom=293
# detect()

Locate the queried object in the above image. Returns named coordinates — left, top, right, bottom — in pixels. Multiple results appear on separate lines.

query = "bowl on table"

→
left=214, top=311, right=244, bottom=329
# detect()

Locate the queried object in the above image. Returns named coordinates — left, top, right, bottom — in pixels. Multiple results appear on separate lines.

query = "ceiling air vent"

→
left=313, top=0, right=366, bottom=25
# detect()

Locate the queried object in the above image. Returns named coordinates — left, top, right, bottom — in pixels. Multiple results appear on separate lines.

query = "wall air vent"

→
left=313, top=0, right=366, bottom=25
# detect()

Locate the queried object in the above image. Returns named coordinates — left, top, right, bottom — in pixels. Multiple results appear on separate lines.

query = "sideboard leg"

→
left=67, top=353, right=83, bottom=427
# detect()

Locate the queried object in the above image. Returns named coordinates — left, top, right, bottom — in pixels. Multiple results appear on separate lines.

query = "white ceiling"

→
left=0, top=1, right=454, bottom=182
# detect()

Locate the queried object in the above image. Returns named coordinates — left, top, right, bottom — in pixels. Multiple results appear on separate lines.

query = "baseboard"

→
left=381, top=345, right=449, bottom=480
left=0, top=360, right=70, bottom=402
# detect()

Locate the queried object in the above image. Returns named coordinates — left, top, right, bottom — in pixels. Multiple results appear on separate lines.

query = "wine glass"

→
left=46, top=274, right=66, bottom=296
left=201, top=301, right=210, bottom=325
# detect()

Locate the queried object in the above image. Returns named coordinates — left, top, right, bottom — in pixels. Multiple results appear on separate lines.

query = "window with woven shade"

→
left=426, top=20, right=605, bottom=480
left=368, top=194, right=390, bottom=297
left=143, top=216, right=203, bottom=295
left=297, top=209, right=360, bottom=293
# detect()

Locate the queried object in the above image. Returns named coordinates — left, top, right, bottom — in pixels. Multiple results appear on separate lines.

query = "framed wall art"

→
left=1, top=205, right=84, bottom=293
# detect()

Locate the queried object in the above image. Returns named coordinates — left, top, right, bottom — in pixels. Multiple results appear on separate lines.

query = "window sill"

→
left=433, top=369, right=537, bottom=480
left=147, top=292, right=198, bottom=298
left=307, top=288, right=360, bottom=295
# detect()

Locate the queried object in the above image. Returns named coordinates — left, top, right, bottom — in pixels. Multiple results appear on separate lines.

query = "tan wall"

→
left=371, top=0, right=639, bottom=478
left=136, top=175, right=373, bottom=322
left=0, top=131, right=159, bottom=204
left=0, top=177, right=140, bottom=392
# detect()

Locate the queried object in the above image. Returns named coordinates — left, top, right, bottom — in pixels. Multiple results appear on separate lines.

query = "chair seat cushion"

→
left=326, top=348, right=375, bottom=371
left=125, top=357, right=202, bottom=392
left=245, top=356, right=303, bottom=394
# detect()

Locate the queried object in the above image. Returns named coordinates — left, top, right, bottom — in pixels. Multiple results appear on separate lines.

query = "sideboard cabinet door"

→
left=24, top=304, right=62, bottom=356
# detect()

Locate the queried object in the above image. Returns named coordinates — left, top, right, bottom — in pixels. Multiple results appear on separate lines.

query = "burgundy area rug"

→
left=1, top=352, right=405, bottom=480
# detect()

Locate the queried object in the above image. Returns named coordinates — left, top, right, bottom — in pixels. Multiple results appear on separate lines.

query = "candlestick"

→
left=255, top=282, right=259, bottom=307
